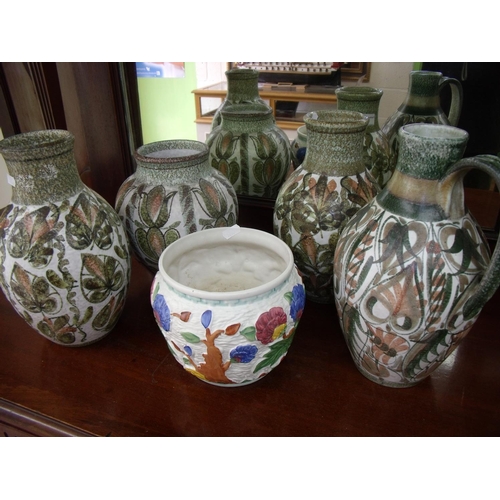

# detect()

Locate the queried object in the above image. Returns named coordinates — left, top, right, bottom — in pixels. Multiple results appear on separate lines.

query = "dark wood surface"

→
left=1, top=234, right=500, bottom=436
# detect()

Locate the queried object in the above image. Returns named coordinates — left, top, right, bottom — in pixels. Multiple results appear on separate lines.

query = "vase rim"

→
left=135, top=139, right=209, bottom=166
left=0, top=129, right=74, bottom=160
left=400, top=123, right=468, bottom=142
left=157, top=226, right=295, bottom=301
left=335, top=86, right=383, bottom=100
left=304, top=110, right=368, bottom=132
left=225, top=68, right=259, bottom=79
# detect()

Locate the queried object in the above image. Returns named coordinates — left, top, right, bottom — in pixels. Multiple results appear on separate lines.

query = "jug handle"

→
left=442, top=154, right=500, bottom=320
left=439, top=76, right=463, bottom=126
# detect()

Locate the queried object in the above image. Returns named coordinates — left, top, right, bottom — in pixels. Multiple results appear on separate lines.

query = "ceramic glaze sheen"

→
left=0, top=130, right=131, bottom=346
left=115, top=140, right=238, bottom=273
left=334, top=123, right=500, bottom=387
left=151, top=226, right=305, bottom=386
left=274, top=110, right=378, bottom=303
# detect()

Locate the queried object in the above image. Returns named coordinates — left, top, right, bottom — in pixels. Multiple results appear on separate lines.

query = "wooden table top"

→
left=1, top=241, right=500, bottom=437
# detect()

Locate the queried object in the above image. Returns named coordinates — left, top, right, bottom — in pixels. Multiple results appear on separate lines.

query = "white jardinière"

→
left=151, top=226, right=305, bottom=386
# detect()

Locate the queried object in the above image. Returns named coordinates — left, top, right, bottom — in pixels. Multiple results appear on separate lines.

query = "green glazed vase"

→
left=211, top=68, right=271, bottom=130
left=381, top=70, right=463, bottom=166
left=334, top=123, right=500, bottom=387
left=0, top=130, right=131, bottom=346
left=336, top=86, right=395, bottom=188
left=274, top=110, right=378, bottom=303
left=290, top=124, right=307, bottom=168
left=115, top=140, right=238, bottom=273
left=207, top=104, right=292, bottom=199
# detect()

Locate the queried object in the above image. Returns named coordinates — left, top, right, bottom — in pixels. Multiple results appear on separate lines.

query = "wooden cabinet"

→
left=193, top=82, right=338, bottom=131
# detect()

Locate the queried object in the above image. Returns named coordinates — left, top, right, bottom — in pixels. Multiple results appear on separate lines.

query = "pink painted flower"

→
left=255, top=307, right=288, bottom=345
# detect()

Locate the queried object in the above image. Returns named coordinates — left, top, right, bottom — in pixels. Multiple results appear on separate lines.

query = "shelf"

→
left=193, top=83, right=338, bottom=130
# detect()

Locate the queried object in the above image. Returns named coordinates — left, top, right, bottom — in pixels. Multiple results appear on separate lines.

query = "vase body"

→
left=207, top=104, right=292, bottom=199
left=151, top=226, right=305, bottom=386
left=211, top=68, right=271, bottom=130
left=336, top=86, right=395, bottom=188
left=334, top=123, right=500, bottom=387
left=115, top=140, right=238, bottom=273
left=0, top=130, right=131, bottom=346
left=381, top=71, right=463, bottom=165
left=291, top=124, right=307, bottom=168
left=274, top=110, right=378, bottom=303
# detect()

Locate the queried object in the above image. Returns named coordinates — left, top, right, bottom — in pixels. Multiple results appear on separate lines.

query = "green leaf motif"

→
left=181, top=332, right=201, bottom=344
left=81, top=254, right=125, bottom=304
left=10, top=264, right=62, bottom=315
left=254, top=330, right=295, bottom=373
left=240, top=326, right=256, bottom=341
left=65, top=193, right=114, bottom=250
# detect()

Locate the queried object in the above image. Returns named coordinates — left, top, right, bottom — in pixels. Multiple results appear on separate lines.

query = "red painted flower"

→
left=255, top=307, right=288, bottom=345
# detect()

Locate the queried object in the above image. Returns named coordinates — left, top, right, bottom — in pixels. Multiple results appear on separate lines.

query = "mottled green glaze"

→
left=0, top=130, right=131, bottom=346
left=115, top=140, right=238, bottom=273
left=207, top=104, right=292, bottom=199
left=0, top=130, right=84, bottom=205
left=382, top=71, right=463, bottom=169
left=274, top=110, right=377, bottom=303
left=211, top=69, right=271, bottom=130
left=336, top=87, right=395, bottom=188
left=334, top=123, right=500, bottom=387
left=336, top=87, right=383, bottom=133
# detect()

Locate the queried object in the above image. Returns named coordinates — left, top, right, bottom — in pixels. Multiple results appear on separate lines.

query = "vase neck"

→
left=0, top=130, right=84, bottom=205
left=377, top=123, right=468, bottom=221
left=335, top=87, right=383, bottom=133
left=225, top=69, right=261, bottom=102
left=398, top=71, right=443, bottom=115
left=302, top=111, right=367, bottom=176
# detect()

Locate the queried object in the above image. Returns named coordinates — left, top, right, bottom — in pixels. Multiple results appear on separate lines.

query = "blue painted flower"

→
left=290, top=284, right=306, bottom=321
left=201, top=310, right=212, bottom=328
left=230, top=345, right=258, bottom=363
left=153, top=294, right=170, bottom=331
left=184, top=346, right=193, bottom=356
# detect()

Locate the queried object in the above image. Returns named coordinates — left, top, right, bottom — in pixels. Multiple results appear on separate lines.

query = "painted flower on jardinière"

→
left=290, top=284, right=306, bottom=322
left=153, top=293, right=170, bottom=331
left=255, top=306, right=288, bottom=345
left=230, top=345, right=258, bottom=363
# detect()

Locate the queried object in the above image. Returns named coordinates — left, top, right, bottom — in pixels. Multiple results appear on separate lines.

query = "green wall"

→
left=137, top=62, right=197, bottom=143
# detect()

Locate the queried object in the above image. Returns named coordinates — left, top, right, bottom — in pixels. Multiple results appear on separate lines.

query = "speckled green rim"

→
left=134, top=139, right=209, bottom=170
left=304, top=110, right=368, bottom=134
left=335, top=86, right=383, bottom=102
left=221, top=103, right=273, bottom=120
left=0, top=129, right=73, bottom=161
left=225, top=68, right=259, bottom=80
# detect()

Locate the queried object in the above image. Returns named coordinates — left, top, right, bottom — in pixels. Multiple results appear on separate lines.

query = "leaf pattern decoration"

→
left=139, top=186, right=177, bottom=228
left=254, top=328, right=295, bottom=373
left=210, top=131, right=240, bottom=185
left=7, top=205, right=63, bottom=268
left=92, top=290, right=126, bottom=331
left=10, top=263, right=62, bottom=315
left=80, top=254, right=126, bottom=304
left=65, top=193, right=114, bottom=250
left=37, top=314, right=77, bottom=344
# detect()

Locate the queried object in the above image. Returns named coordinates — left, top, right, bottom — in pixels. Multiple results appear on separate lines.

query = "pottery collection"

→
left=1, top=68, right=499, bottom=391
